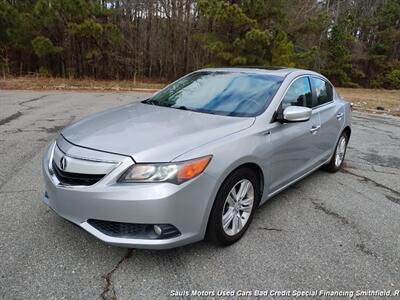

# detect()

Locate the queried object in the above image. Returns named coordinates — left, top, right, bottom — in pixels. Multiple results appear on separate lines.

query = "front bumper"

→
left=42, top=139, right=217, bottom=249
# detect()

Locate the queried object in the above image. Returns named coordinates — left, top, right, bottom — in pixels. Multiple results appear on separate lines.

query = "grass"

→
left=337, top=88, right=400, bottom=116
left=1, top=76, right=399, bottom=116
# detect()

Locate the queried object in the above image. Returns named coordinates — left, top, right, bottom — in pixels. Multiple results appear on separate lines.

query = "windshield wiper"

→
left=144, top=101, right=193, bottom=112
left=142, top=98, right=156, bottom=105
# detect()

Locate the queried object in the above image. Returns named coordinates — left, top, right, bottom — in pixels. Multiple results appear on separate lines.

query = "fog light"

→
left=153, top=225, right=162, bottom=236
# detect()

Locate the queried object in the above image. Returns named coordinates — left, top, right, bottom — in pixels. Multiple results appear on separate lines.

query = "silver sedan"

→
left=42, top=68, right=351, bottom=249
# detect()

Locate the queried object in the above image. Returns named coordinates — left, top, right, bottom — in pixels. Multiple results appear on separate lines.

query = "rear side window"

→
left=311, top=77, right=333, bottom=106
left=281, top=77, right=312, bottom=109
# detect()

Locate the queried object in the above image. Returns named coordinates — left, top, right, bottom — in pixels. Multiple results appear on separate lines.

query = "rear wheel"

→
left=324, top=132, right=348, bottom=172
left=207, top=167, right=260, bottom=246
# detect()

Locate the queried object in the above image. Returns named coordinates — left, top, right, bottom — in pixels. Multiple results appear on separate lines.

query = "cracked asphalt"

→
left=0, top=90, right=399, bottom=299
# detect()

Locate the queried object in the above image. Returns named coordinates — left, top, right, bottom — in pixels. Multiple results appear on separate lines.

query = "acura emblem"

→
left=60, top=156, right=68, bottom=171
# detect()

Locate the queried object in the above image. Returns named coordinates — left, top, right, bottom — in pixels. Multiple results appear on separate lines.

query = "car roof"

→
left=197, top=67, right=302, bottom=77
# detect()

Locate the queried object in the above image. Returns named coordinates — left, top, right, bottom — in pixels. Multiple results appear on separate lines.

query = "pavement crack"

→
left=371, top=166, right=400, bottom=176
left=20, top=95, right=48, bottom=105
left=39, top=125, right=65, bottom=133
left=258, top=226, right=283, bottom=232
left=0, top=189, right=39, bottom=194
left=311, top=200, right=349, bottom=225
left=0, top=95, right=49, bottom=128
left=101, top=249, right=133, bottom=300
left=356, top=243, right=378, bottom=259
left=385, top=194, right=400, bottom=205
left=353, top=115, right=400, bottom=129
left=341, top=168, right=400, bottom=197
left=0, top=111, right=23, bottom=126
left=361, top=153, right=400, bottom=169
left=311, top=199, right=380, bottom=260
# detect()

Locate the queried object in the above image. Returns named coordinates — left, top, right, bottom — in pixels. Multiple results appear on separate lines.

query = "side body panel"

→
left=267, top=111, right=322, bottom=193
left=175, top=71, right=351, bottom=227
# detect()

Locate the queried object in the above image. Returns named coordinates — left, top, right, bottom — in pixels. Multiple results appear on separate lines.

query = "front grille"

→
left=87, top=219, right=181, bottom=239
left=52, top=161, right=105, bottom=186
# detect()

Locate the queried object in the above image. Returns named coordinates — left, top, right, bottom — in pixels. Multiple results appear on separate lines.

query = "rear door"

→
left=267, top=76, right=322, bottom=193
left=310, top=77, right=343, bottom=163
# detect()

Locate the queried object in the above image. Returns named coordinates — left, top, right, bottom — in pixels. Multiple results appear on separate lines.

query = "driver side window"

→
left=281, top=77, right=312, bottom=109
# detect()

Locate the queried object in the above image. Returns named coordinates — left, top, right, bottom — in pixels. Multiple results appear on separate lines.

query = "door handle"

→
left=310, top=125, right=320, bottom=134
left=336, top=112, right=344, bottom=120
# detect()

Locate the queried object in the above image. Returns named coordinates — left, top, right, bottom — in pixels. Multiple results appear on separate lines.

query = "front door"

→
left=266, top=76, right=322, bottom=194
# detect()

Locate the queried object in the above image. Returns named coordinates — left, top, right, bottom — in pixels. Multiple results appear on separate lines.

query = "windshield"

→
left=144, top=71, right=283, bottom=117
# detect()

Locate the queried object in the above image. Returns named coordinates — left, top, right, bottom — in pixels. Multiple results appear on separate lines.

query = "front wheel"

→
left=207, top=167, right=260, bottom=246
left=324, top=132, right=349, bottom=172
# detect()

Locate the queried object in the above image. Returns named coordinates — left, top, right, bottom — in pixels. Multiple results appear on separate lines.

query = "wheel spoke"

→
left=239, top=204, right=252, bottom=212
left=240, top=196, right=253, bottom=206
left=222, top=208, right=235, bottom=230
left=236, top=213, right=243, bottom=231
left=229, top=189, right=238, bottom=201
left=237, top=181, right=250, bottom=200
left=340, top=138, right=346, bottom=152
left=232, top=214, right=241, bottom=233
left=226, top=194, right=236, bottom=207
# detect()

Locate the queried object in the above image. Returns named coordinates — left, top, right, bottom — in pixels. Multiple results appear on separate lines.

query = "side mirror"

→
left=281, top=106, right=312, bottom=122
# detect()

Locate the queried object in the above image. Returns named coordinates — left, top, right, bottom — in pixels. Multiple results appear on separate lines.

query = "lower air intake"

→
left=87, top=219, right=180, bottom=239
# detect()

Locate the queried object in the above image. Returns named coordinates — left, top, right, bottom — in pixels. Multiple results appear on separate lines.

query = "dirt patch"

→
left=337, top=88, right=400, bottom=116
left=0, top=76, right=164, bottom=92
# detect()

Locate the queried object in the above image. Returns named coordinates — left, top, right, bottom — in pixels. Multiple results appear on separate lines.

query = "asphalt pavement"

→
left=0, top=90, right=399, bottom=299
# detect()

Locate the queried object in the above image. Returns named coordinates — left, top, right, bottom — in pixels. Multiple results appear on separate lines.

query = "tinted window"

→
left=281, top=77, right=312, bottom=109
left=312, top=77, right=332, bottom=106
left=144, top=71, right=283, bottom=117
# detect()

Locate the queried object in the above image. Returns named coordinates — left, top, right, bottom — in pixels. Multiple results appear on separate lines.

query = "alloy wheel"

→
left=222, top=179, right=254, bottom=236
left=335, top=135, right=347, bottom=167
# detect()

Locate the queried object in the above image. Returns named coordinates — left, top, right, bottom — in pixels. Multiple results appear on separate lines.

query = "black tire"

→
left=207, top=167, right=260, bottom=246
left=324, top=131, right=349, bottom=172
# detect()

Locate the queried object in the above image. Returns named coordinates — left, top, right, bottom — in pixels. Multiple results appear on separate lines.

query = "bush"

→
left=384, top=70, right=400, bottom=89
left=341, top=82, right=361, bottom=88
left=373, top=69, right=400, bottom=89
left=38, top=66, right=50, bottom=77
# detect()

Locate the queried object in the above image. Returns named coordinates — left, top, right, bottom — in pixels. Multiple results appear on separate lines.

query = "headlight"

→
left=119, top=155, right=212, bottom=184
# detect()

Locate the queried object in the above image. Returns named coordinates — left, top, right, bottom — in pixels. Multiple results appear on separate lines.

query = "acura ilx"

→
left=42, top=68, right=351, bottom=249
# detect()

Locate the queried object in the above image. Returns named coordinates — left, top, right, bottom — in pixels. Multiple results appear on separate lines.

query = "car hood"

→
left=61, top=102, right=255, bottom=162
